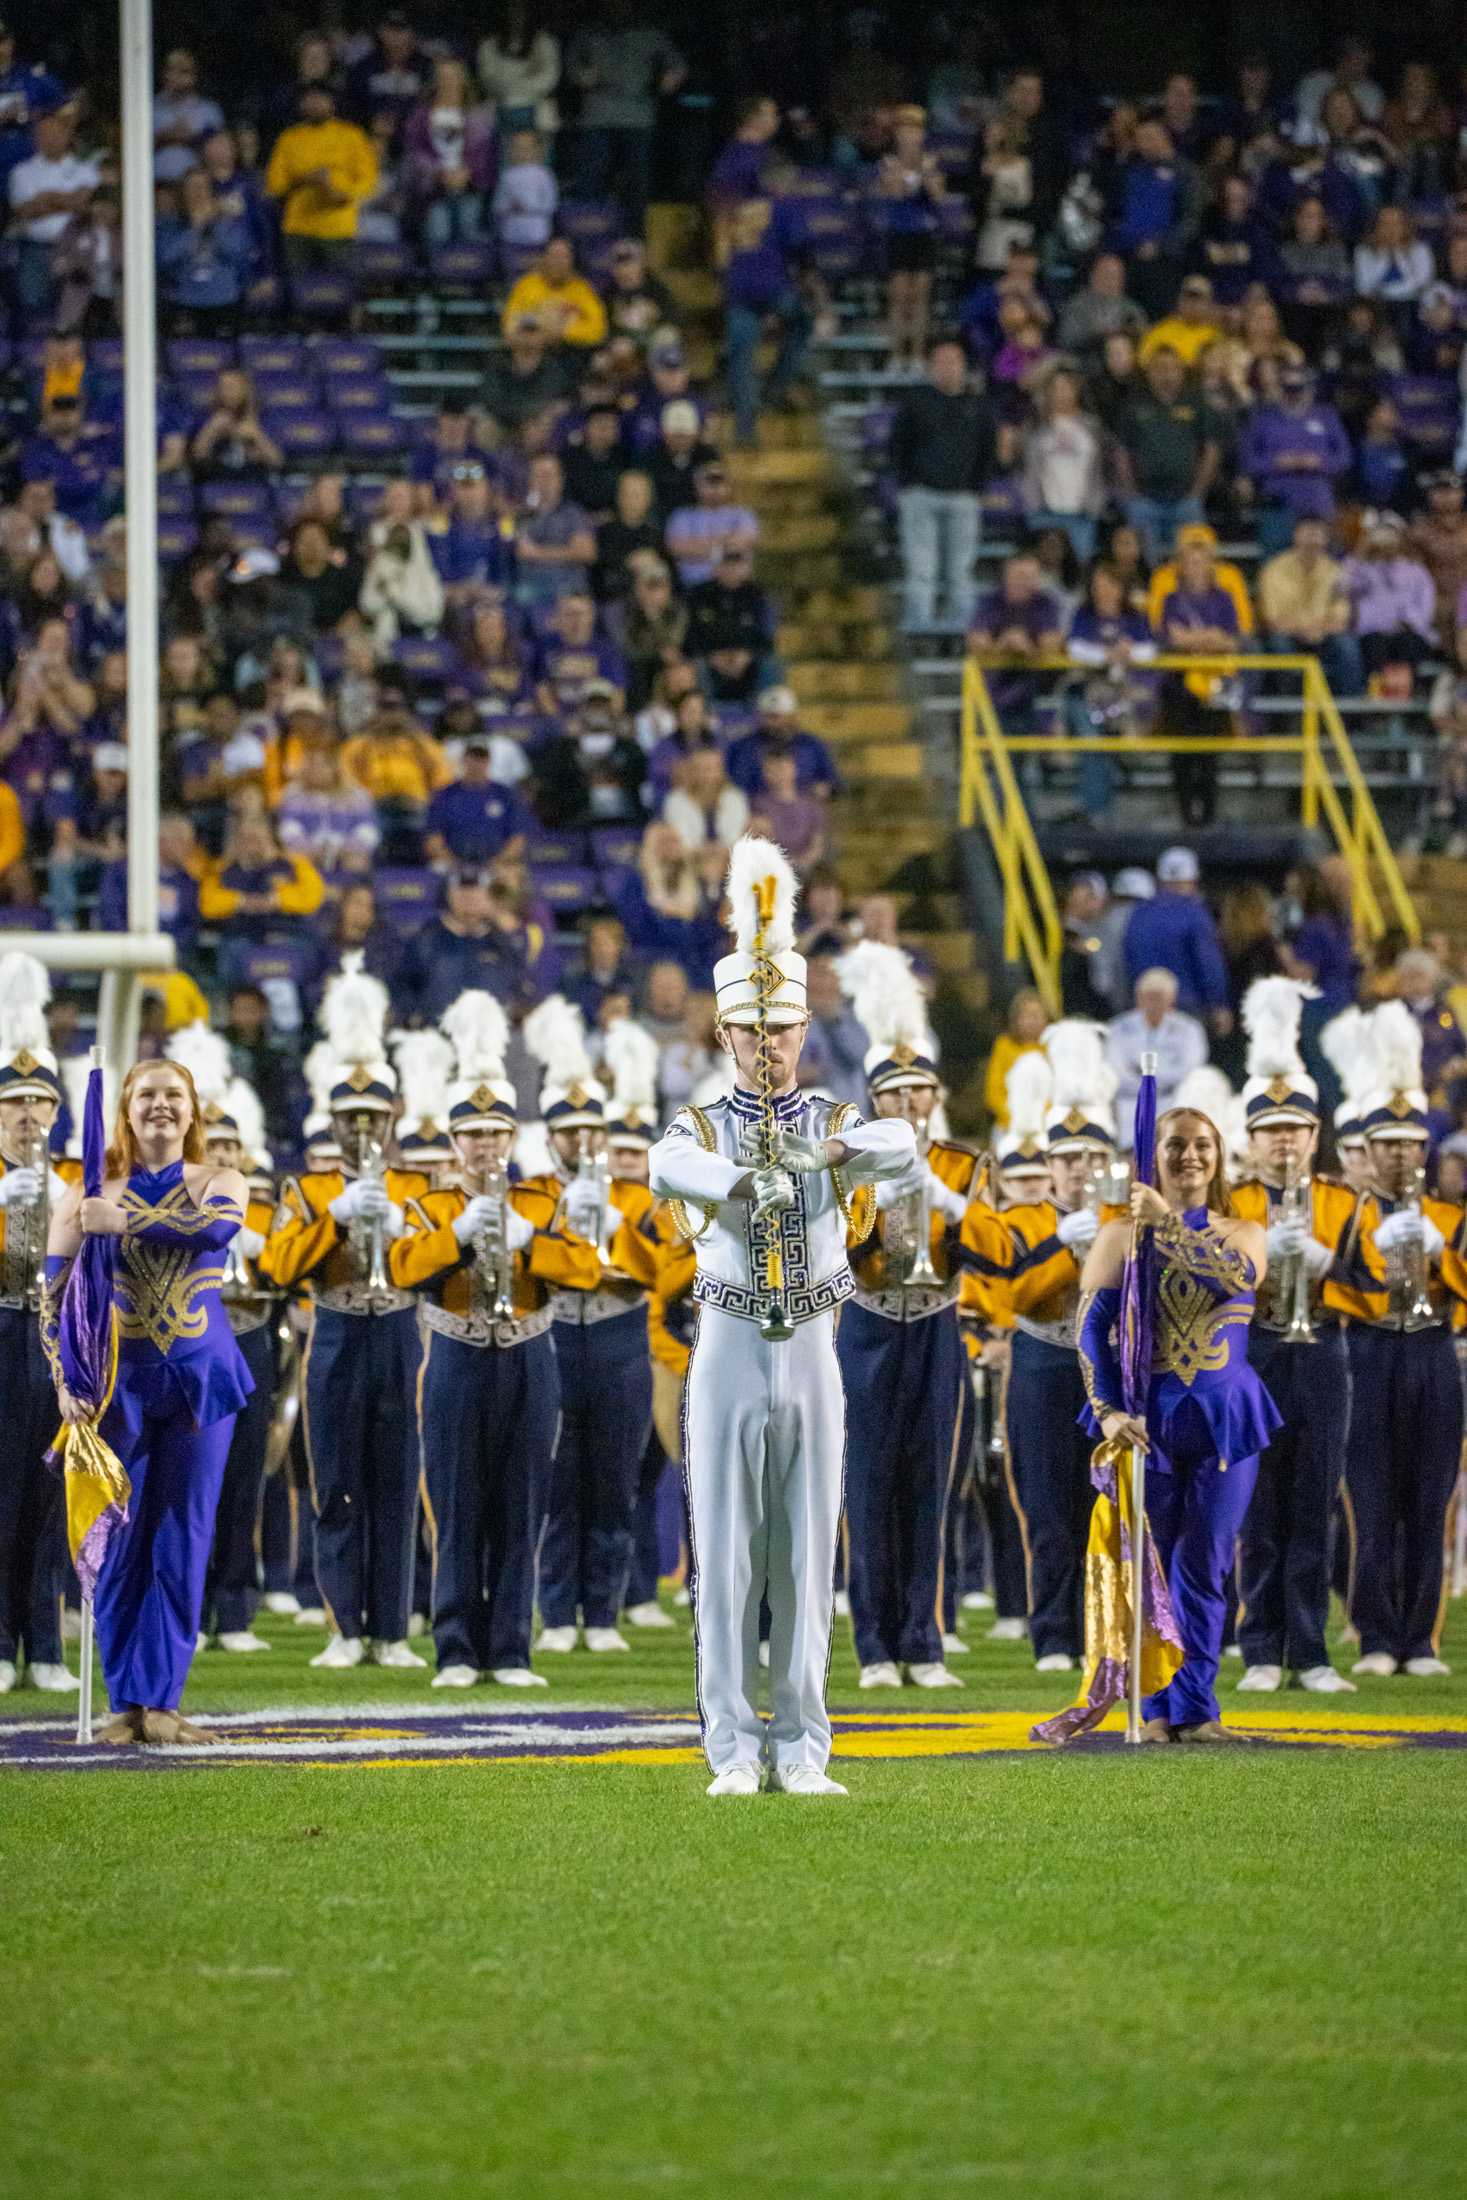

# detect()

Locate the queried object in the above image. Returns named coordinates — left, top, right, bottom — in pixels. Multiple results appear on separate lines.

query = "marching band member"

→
left=45, top=1058, right=253, bottom=1744
left=648, top=837, right=914, bottom=1798
left=1229, top=981, right=1365, bottom=1694
left=260, top=963, right=429, bottom=1671
left=0, top=953, right=78, bottom=1694
left=523, top=999, right=662, bottom=1655
left=167, top=1024, right=280, bottom=1656
left=961, top=1027, right=1121, bottom=1674
left=834, top=941, right=975, bottom=1690
left=1338, top=1003, right=1467, bottom=1679
left=392, top=1028, right=456, bottom=1183
left=390, top=989, right=600, bottom=1688
left=1077, top=1105, right=1277, bottom=1742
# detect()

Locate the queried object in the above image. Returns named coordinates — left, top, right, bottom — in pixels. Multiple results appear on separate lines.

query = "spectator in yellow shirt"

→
left=339, top=667, right=451, bottom=859
left=1138, top=274, right=1225, bottom=368
left=501, top=235, right=609, bottom=348
left=198, top=814, right=325, bottom=928
left=983, top=989, right=1049, bottom=1128
left=265, top=85, right=377, bottom=271
left=1146, top=522, right=1253, bottom=640
left=0, top=781, right=28, bottom=902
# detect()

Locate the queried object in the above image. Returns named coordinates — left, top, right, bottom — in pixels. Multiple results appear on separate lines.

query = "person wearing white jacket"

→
left=648, top=839, right=913, bottom=1797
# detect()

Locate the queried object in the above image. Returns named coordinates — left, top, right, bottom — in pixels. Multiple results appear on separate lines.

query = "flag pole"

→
left=1125, top=1049, right=1158, bottom=1748
left=74, top=1040, right=105, bottom=1747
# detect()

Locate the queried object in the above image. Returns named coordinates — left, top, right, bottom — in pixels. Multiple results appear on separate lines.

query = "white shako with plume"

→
left=999, top=1048, right=1053, bottom=1181
left=1241, top=977, right=1319, bottom=1130
left=522, top=993, right=603, bottom=1179
left=603, top=1017, right=662, bottom=1147
left=1321, top=1005, right=1380, bottom=1152
left=167, top=1020, right=270, bottom=1168
left=1041, top=1019, right=1116, bottom=1153
left=391, top=1028, right=454, bottom=1166
left=300, top=1036, right=343, bottom=1166
left=441, top=989, right=517, bottom=1133
left=1360, top=999, right=1430, bottom=1140
left=714, top=836, right=806, bottom=1026
left=836, top=939, right=936, bottom=1092
left=0, top=950, right=62, bottom=1120
left=320, top=955, right=396, bottom=1116
left=1174, top=1063, right=1248, bottom=1167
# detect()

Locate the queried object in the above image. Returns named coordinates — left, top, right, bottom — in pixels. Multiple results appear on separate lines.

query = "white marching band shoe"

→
left=987, top=1617, right=1026, bottom=1642
left=769, top=1765, right=848, bottom=1797
left=623, top=1601, right=675, bottom=1630
left=431, top=1664, right=478, bottom=1689
left=262, top=1592, right=301, bottom=1616
left=1296, top=1665, right=1356, bottom=1694
left=832, top=1590, right=851, bottom=1618
left=0, top=1659, right=14, bottom=1693
left=1034, top=1653, right=1075, bottom=1675
left=941, top=1631, right=970, bottom=1657
left=858, top=1661, right=902, bottom=1689
left=906, top=1661, right=964, bottom=1688
left=706, top=1764, right=761, bottom=1797
left=491, top=1666, right=548, bottom=1688
left=293, top=1607, right=329, bottom=1628
left=584, top=1627, right=630, bottom=1653
left=1351, top=1652, right=1399, bottom=1678
left=310, top=1634, right=366, bottom=1669
left=1236, top=1664, right=1283, bottom=1692
left=372, top=1639, right=427, bottom=1669
left=757, top=1640, right=771, bottom=1669
left=535, top=1626, right=577, bottom=1654
left=1403, top=1656, right=1451, bottom=1678
left=217, top=1631, right=271, bottom=1654
left=28, top=1663, right=79, bottom=1692
left=961, top=1590, right=994, bottom=1611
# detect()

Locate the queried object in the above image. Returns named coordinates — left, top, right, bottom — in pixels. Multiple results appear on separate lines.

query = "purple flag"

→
left=55, top=1064, right=127, bottom=1600
left=1120, top=1059, right=1158, bottom=1419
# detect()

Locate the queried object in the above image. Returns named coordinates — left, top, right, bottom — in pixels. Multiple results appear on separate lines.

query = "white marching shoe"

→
left=707, top=1764, right=761, bottom=1797
left=293, top=1606, right=329, bottom=1628
left=757, top=1640, right=770, bottom=1669
left=491, top=1666, right=548, bottom=1688
left=833, top=1590, right=851, bottom=1618
left=431, top=1664, right=478, bottom=1689
left=1351, top=1652, right=1399, bottom=1677
left=217, top=1631, right=270, bottom=1654
left=1403, top=1656, right=1451, bottom=1678
left=262, top=1592, right=300, bottom=1616
left=584, top=1627, right=630, bottom=1653
left=535, top=1626, right=577, bottom=1653
left=407, top=1612, right=427, bottom=1638
left=941, top=1631, right=970, bottom=1657
left=311, top=1633, right=366, bottom=1669
left=987, top=1617, right=1026, bottom=1642
left=769, top=1765, right=848, bottom=1797
left=961, top=1590, right=995, bottom=1611
left=858, top=1661, right=902, bottom=1689
left=624, top=1601, right=674, bottom=1630
left=1034, top=1653, right=1074, bottom=1675
left=906, top=1661, right=964, bottom=1688
left=1237, top=1664, right=1283, bottom=1692
left=373, top=1639, right=426, bottom=1669
left=0, top=1659, right=15, bottom=1693
left=28, top=1663, right=79, bottom=1692
left=1296, top=1665, right=1356, bottom=1694
left=672, top=1585, right=692, bottom=1608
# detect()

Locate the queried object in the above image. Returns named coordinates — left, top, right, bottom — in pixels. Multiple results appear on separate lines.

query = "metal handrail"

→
left=958, top=648, right=1419, bottom=1007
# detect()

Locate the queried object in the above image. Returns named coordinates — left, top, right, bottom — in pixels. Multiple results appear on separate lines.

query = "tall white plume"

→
left=835, top=940, right=927, bottom=1052
left=603, top=1019, right=660, bottom=1113
left=0, top=950, right=52, bottom=1057
left=1004, top=1050, right=1052, bottom=1144
left=523, top=994, right=596, bottom=1087
left=1042, top=1019, right=1116, bottom=1112
left=725, top=834, right=798, bottom=956
left=391, top=1029, right=454, bottom=1130
left=1242, top=977, right=1315, bottom=1081
left=441, top=990, right=510, bottom=1084
left=1321, top=1006, right=1379, bottom=1108
left=1370, top=999, right=1425, bottom=1096
left=321, top=954, right=391, bottom=1072
left=224, top=1077, right=268, bottom=1165
left=166, top=1021, right=233, bottom=1107
left=303, top=1039, right=338, bottom=1117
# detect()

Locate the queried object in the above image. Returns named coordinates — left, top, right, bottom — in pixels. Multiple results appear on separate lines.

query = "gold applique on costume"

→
left=1152, top=1271, right=1248, bottom=1387
left=120, top=1185, right=234, bottom=1239
left=116, top=1246, right=225, bottom=1352
left=1075, top=1290, right=1110, bottom=1418
left=1152, top=1210, right=1253, bottom=1292
left=665, top=1104, right=717, bottom=1242
left=38, top=1267, right=66, bottom=1385
left=827, top=1101, right=877, bottom=1246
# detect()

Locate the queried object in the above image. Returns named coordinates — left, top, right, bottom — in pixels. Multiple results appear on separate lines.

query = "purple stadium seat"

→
left=173, top=368, right=223, bottom=412
left=199, top=480, right=276, bottom=519
left=589, top=825, right=641, bottom=871
left=775, top=166, right=842, bottom=201
left=0, top=906, right=51, bottom=931
left=936, top=197, right=975, bottom=244
left=392, top=634, right=463, bottom=686
left=156, top=480, right=196, bottom=519
left=156, top=518, right=199, bottom=562
left=428, top=242, right=497, bottom=290
left=353, top=240, right=416, bottom=287
left=240, top=336, right=308, bottom=375
left=1385, top=374, right=1459, bottom=454
left=313, top=338, right=384, bottom=378
left=533, top=862, right=599, bottom=913
left=525, top=832, right=586, bottom=866
left=500, top=243, right=542, bottom=284
left=167, top=337, right=236, bottom=377
left=91, top=339, right=124, bottom=377
left=245, top=274, right=284, bottom=317
left=558, top=199, right=620, bottom=244
left=289, top=271, right=355, bottom=320
left=335, top=410, right=401, bottom=459
left=373, top=868, right=439, bottom=932
left=345, top=481, right=386, bottom=526
left=263, top=408, right=336, bottom=459
left=324, top=374, right=395, bottom=411
left=251, top=370, right=319, bottom=411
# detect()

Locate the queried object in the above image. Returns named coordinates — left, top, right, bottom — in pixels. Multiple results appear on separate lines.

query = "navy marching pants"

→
left=1238, top=1325, right=1348, bottom=1672
left=0, top=1309, right=65, bottom=1666
left=1142, top=1400, right=1260, bottom=1729
left=838, top=1301, right=964, bottom=1668
left=205, top=1320, right=275, bottom=1635
left=420, top=1327, right=560, bottom=1671
left=1005, top=1331, right=1095, bottom=1659
left=303, top=1305, right=421, bottom=1642
left=539, top=1310, right=652, bottom=1630
left=1344, top=1323, right=1462, bottom=1663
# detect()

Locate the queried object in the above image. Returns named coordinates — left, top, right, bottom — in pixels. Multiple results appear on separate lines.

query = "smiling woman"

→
left=43, top=1058, right=253, bottom=1747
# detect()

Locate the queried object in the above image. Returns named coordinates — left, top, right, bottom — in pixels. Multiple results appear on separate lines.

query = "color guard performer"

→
left=390, top=990, right=600, bottom=1687
left=260, top=962, right=429, bottom=1670
left=961, top=1027, right=1121, bottom=1673
left=1229, top=981, right=1366, bottom=1694
left=0, top=953, right=78, bottom=1694
left=523, top=998, right=661, bottom=1655
left=1338, top=1003, right=1467, bottom=1678
left=648, top=838, right=914, bottom=1797
left=834, top=941, right=974, bottom=1690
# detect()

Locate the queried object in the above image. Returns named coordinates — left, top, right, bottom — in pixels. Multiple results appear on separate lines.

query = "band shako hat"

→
left=713, top=836, right=806, bottom=1027
left=524, top=994, right=605, bottom=1132
left=1041, top=1019, right=1116, bottom=1154
left=168, top=1020, right=271, bottom=1169
left=602, top=1018, right=661, bottom=1148
left=1241, top=977, right=1319, bottom=1130
left=1359, top=1000, right=1430, bottom=1140
left=392, top=1027, right=454, bottom=1165
left=837, top=939, right=938, bottom=1093
left=997, top=1049, right=1052, bottom=1179
left=1321, top=1005, right=1378, bottom=1151
left=441, top=989, right=518, bottom=1132
left=0, top=951, right=61, bottom=1103
left=321, top=958, right=396, bottom=1115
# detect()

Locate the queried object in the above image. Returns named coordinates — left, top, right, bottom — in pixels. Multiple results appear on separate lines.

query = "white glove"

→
left=329, top=1182, right=365, bottom=1224
left=380, top=1201, right=406, bottom=1243
left=926, top=1168, right=970, bottom=1225
left=506, top=1208, right=534, bottom=1254
left=1302, top=1236, right=1332, bottom=1278
left=773, top=1131, right=830, bottom=1174
left=876, top=1158, right=926, bottom=1209
left=1374, top=1209, right=1422, bottom=1253
left=561, top=1178, right=603, bottom=1237
left=751, top=1166, right=795, bottom=1216
left=0, top=1166, right=41, bottom=1208
left=1057, top=1208, right=1100, bottom=1252
left=237, top=1225, right=266, bottom=1261
left=452, top=1194, right=498, bottom=1247
left=47, top=1168, right=69, bottom=1202
left=1421, top=1215, right=1446, bottom=1260
left=1266, top=1218, right=1307, bottom=1262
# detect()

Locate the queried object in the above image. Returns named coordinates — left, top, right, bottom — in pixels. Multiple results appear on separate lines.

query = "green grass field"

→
left=4, top=1602, right=1466, bottom=2200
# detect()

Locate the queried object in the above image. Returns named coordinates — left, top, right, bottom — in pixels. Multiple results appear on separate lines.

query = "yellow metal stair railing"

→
left=958, top=652, right=1418, bottom=1010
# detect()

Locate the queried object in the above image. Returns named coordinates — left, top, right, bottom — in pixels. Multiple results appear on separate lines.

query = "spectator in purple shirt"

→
left=533, top=589, right=627, bottom=716
left=725, top=684, right=840, bottom=800
left=966, top=550, right=1066, bottom=724
left=20, top=393, right=117, bottom=532
left=722, top=195, right=819, bottom=446
left=1239, top=362, right=1352, bottom=556
left=515, top=450, right=596, bottom=607
left=708, top=96, right=779, bottom=222
left=423, top=738, right=531, bottom=868
left=664, top=459, right=759, bottom=589
left=1342, top=511, right=1438, bottom=681
left=428, top=462, right=515, bottom=602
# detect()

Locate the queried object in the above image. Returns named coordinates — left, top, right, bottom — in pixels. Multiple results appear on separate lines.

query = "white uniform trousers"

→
left=684, top=1304, right=846, bottom=1776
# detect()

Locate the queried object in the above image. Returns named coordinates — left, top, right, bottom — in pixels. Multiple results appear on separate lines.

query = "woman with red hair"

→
left=44, top=1059, right=252, bottom=1744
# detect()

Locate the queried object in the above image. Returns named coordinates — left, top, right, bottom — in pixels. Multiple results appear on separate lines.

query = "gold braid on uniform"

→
left=1075, top=1288, right=1107, bottom=1419
left=826, top=1101, right=877, bottom=1245
left=38, top=1263, right=68, bottom=1387
left=665, top=1104, right=717, bottom=1242
left=1152, top=1209, right=1254, bottom=1291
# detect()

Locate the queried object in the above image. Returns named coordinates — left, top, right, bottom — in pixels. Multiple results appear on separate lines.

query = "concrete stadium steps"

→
left=1399, top=856, right=1467, bottom=939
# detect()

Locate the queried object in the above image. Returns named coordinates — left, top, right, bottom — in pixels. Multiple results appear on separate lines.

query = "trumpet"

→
left=1390, top=1164, right=1437, bottom=1332
left=350, top=1123, right=391, bottom=1296
left=20, top=1126, right=49, bottom=1310
left=897, top=1099, right=941, bottom=1289
left=473, top=1158, right=517, bottom=1323
left=577, top=1128, right=621, bottom=1270
left=1276, top=1151, right=1317, bottom=1344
